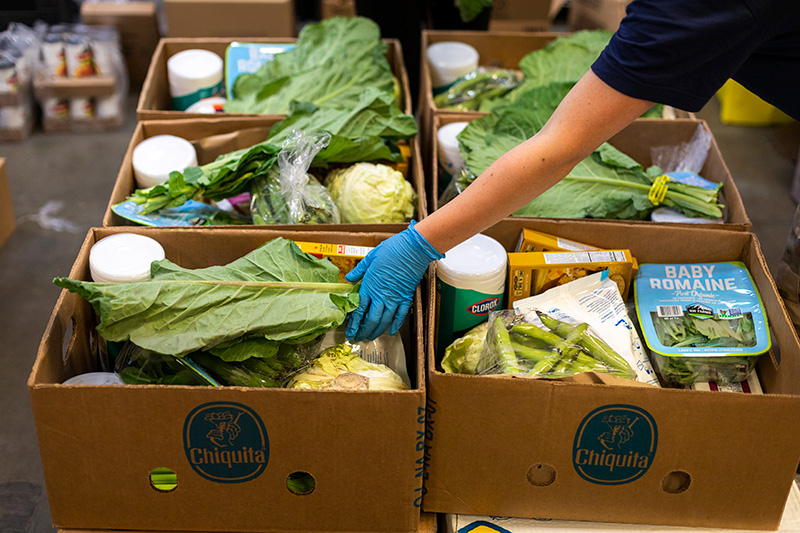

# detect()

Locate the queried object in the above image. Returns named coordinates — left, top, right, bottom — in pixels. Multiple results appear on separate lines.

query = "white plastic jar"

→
left=436, top=233, right=507, bottom=354
left=90, top=233, right=166, bottom=283
left=426, top=41, right=479, bottom=94
left=132, top=134, right=198, bottom=189
left=437, top=121, right=468, bottom=190
left=167, top=49, right=224, bottom=111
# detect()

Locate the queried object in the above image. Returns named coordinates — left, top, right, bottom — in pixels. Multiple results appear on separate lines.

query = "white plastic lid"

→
left=63, top=372, right=124, bottom=385
left=437, top=234, right=507, bottom=293
left=185, top=96, right=227, bottom=114
left=437, top=122, right=469, bottom=151
left=427, top=42, right=479, bottom=88
left=132, top=134, right=198, bottom=189
left=167, top=49, right=223, bottom=93
left=650, top=206, right=718, bottom=224
left=90, top=233, right=166, bottom=283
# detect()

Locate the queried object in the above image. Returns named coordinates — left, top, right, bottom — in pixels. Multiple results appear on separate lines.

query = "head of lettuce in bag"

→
left=250, top=130, right=341, bottom=225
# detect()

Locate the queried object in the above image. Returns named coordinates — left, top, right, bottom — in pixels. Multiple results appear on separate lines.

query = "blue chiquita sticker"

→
left=573, top=404, right=657, bottom=485
left=184, top=402, right=269, bottom=483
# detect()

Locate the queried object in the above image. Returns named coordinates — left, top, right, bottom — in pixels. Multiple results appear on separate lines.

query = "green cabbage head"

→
left=287, top=343, right=409, bottom=390
left=324, top=162, right=416, bottom=223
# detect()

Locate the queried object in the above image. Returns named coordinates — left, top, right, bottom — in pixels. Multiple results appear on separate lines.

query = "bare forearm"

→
left=416, top=70, right=655, bottom=254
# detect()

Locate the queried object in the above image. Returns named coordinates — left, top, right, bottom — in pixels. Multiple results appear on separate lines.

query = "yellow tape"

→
left=648, top=175, right=671, bottom=206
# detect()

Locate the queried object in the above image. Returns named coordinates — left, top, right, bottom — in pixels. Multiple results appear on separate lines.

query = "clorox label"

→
left=467, top=297, right=500, bottom=316
left=184, top=402, right=269, bottom=483
left=573, top=404, right=657, bottom=485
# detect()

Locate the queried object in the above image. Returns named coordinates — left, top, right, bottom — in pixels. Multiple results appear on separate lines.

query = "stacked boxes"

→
left=28, top=16, right=800, bottom=533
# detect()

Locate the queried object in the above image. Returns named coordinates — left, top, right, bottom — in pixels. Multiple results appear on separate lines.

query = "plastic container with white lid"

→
left=436, top=234, right=507, bottom=354
left=427, top=41, right=479, bottom=94
left=90, top=233, right=166, bottom=284
left=132, top=134, right=198, bottom=189
left=167, top=49, right=224, bottom=111
left=650, top=206, right=718, bottom=224
left=437, top=121, right=468, bottom=192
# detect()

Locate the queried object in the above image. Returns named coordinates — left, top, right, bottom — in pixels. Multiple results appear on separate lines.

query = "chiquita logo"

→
left=467, top=297, right=500, bottom=316
left=184, top=402, right=269, bottom=483
left=572, top=404, right=657, bottom=485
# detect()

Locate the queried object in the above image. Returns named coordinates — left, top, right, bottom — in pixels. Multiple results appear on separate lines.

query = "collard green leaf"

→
left=225, top=17, right=395, bottom=115
left=458, top=99, right=723, bottom=220
left=54, top=238, right=358, bottom=357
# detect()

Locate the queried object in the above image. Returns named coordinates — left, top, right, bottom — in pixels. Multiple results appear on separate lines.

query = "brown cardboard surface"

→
left=80, top=1, right=161, bottom=88
left=33, top=74, right=117, bottom=100
left=488, top=0, right=556, bottom=31
left=163, top=0, right=295, bottom=38
left=430, top=115, right=751, bottom=231
left=101, top=116, right=427, bottom=227
left=568, top=0, right=632, bottom=32
left=31, top=226, right=425, bottom=533
left=137, top=37, right=411, bottom=121
left=0, top=158, right=15, bottom=247
left=56, top=512, right=439, bottom=533
left=424, top=219, right=800, bottom=530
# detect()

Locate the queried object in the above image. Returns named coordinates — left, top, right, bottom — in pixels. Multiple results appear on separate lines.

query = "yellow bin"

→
left=717, top=79, right=794, bottom=126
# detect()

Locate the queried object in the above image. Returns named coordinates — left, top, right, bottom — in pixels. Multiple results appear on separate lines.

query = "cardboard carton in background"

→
left=80, top=1, right=162, bottom=88
left=102, top=116, right=427, bottom=227
left=424, top=218, right=800, bottom=530
left=489, top=0, right=565, bottom=31
left=137, top=37, right=412, bottom=121
left=163, top=0, right=295, bottom=38
left=320, top=0, right=357, bottom=19
left=430, top=115, right=751, bottom=231
left=568, top=0, right=632, bottom=32
left=31, top=226, right=426, bottom=533
left=0, top=158, right=15, bottom=248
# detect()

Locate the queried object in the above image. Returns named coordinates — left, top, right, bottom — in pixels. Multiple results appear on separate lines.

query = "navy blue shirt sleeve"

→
left=591, top=0, right=799, bottom=118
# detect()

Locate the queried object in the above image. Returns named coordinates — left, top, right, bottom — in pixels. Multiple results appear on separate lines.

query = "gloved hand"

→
left=346, top=221, right=444, bottom=342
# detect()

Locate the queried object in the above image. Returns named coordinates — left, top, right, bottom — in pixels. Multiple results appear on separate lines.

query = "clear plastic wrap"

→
left=250, top=130, right=341, bottom=224
left=286, top=343, right=410, bottom=391
left=475, top=310, right=637, bottom=380
left=432, top=67, right=523, bottom=111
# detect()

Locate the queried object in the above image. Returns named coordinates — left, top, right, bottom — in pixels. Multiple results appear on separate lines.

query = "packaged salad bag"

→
left=634, top=262, right=770, bottom=386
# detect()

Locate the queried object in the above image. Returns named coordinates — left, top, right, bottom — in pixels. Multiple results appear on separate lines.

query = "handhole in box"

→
left=527, top=464, right=556, bottom=486
left=286, top=471, right=316, bottom=495
left=662, top=471, right=691, bottom=494
left=150, top=468, right=178, bottom=492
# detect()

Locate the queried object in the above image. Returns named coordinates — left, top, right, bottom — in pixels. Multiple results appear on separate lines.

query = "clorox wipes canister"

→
left=435, top=233, right=507, bottom=357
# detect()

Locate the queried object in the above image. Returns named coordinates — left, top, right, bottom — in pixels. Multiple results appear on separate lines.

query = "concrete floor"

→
left=0, top=91, right=797, bottom=531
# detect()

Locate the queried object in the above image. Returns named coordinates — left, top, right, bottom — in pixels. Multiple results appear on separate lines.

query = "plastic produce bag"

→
left=250, top=130, right=341, bottom=224
left=475, top=309, right=637, bottom=380
left=441, top=321, right=489, bottom=375
left=114, top=342, right=218, bottom=386
left=318, top=326, right=410, bottom=386
left=287, top=343, right=409, bottom=390
left=433, top=67, right=523, bottom=111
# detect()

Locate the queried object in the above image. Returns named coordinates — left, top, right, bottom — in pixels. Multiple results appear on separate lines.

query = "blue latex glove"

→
left=346, top=221, right=444, bottom=342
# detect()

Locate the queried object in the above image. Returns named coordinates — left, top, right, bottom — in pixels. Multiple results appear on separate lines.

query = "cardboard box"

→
left=101, top=116, right=427, bottom=227
left=488, top=0, right=564, bottom=32
left=137, top=37, right=411, bottom=121
left=80, top=1, right=162, bottom=87
left=567, top=0, right=632, bottom=32
left=445, top=482, right=800, bottom=532
left=30, top=226, right=426, bottom=532
left=430, top=115, right=752, bottom=231
left=163, top=0, right=295, bottom=39
left=57, top=512, right=440, bottom=533
left=424, top=218, right=800, bottom=530
left=0, top=158, right=15, bottom=248
left=320, top=0, right=357, bottom=19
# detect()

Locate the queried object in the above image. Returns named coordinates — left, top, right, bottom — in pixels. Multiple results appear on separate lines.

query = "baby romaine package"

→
left=634, top=262, right=770, bottom=386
